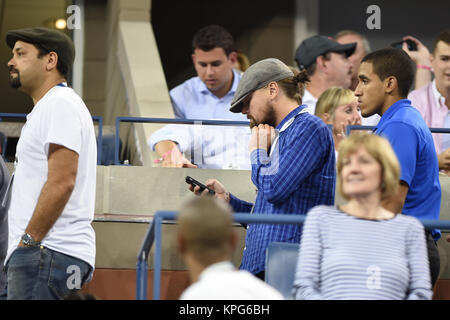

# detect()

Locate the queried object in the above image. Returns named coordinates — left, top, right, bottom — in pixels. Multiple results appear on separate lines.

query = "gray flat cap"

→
left=230, top=58, right=294, bottom=113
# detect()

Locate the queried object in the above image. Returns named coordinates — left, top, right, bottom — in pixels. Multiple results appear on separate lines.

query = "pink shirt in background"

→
left=408, top=80, right=449, bottom=154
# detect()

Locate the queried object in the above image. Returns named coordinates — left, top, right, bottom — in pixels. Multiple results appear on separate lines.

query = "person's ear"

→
left=384, top=76, right=398, bottom=95
left=46, top=52, right=58, bottom=72
left=429, top=52, right=435, bottom=65
left=268, top=81, right=279, bottom=99
left=316, top=55, right=327, bottom=71
left=191, top=53, right=196, bottom=65
left=228, top=51, right=237, bottom=64
left=321, top=113, right=331, bottom=124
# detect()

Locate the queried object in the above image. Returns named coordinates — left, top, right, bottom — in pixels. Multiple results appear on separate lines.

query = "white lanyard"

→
left=269, top=107, right=309, bottom=157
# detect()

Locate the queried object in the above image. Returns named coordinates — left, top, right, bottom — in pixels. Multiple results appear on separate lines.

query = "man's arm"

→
left=19, top=144, right=78, bottom=246
left=402, top=36, right=433, bottom=90
left=382, top=182, right=409, bottom=214
left=438, top=148, right=450, bottom=172
left=251, top=123, right=332, bottom=204
left=154, top=140, right=197, bottom=168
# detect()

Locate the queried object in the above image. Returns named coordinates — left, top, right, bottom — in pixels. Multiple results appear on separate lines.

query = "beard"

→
left=247, top=104, right=277, bottom=129
left=9, top=67, right=21, bottom=89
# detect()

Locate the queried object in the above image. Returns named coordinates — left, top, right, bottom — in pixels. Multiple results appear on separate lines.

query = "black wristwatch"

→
left=21, top=233, right=41, bottom=247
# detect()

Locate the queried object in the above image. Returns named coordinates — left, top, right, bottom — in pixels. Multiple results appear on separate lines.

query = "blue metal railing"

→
left=92, top=116, right=103, bottom=165
left=114, top=117, right=250, bottom=165
left=0, top=113, right=103, bottom=165
left=115, top=118, right=450, bottom=165
left=346, top=125, right=450, bottom=136
left=136, top=210, right=450, bottom=300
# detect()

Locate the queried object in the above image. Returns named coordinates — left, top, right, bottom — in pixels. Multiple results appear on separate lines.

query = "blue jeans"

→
left=5, top=246, right=92, bottom=300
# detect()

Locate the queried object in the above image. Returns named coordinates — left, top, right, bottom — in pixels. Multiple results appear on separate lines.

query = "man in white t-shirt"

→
left=4, top=27, right=97, bottom=300
left=177, top=196, right=283, bottom=300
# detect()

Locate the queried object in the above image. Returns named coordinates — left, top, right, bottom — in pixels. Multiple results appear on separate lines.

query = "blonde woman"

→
left=293, top=133, right=432, bottom=300
left=315, top=87, right=362, bottom=151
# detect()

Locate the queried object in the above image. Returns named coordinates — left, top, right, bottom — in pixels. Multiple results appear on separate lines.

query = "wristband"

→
left=417, top=64, right=433, bottom=72
left=153, top=149, right=176, bottom=163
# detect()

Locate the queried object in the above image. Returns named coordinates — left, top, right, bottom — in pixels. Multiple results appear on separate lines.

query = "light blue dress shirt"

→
left=149, top=69, right=251, bottom=170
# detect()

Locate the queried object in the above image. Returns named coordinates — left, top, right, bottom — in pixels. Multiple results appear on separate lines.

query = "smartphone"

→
left=391, top=39, right=417, bottom=51
left=185, top=176, right=215, bottom=195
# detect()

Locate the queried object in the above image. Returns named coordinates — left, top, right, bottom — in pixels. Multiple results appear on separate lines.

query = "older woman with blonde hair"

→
left=315, top=87, right=362, bottom=151
left=293, top=133, right=432, bottom=300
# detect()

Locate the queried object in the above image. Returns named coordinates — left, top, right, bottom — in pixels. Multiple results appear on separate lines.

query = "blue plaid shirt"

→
left=229, top=105, right=336, bottom=275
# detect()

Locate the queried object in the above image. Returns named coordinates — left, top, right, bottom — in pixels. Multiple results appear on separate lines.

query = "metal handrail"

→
left=115, top=117, right=450, bottom=165
left=136, top=210, right=450, bottom=300
left=346, top=125, right=450, bottom=136
left=0, top=113, right=103, bottom=165
left=114, top=117, right=250, bottom=165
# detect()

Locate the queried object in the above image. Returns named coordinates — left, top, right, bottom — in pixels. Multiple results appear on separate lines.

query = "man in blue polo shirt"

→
left=149, top=25, right=250, bottom=170
left=355, top=47, right=442, bottom=288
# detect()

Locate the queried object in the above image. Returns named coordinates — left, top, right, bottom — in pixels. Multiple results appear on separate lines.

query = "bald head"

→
left=177, top=197, right=235, bottom=266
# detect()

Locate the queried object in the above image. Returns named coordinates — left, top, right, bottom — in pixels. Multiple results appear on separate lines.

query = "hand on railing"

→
left=154, top=140, right=197, bottom=168
left=162, top=148, right=197, bottom=168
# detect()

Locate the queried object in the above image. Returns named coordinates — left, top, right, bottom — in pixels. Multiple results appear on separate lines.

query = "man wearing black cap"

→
left=4, top=27, right=96, bottom=299
left=295, top=35, right=355, bottom=115
left=189, top=58, right=336, bottom=279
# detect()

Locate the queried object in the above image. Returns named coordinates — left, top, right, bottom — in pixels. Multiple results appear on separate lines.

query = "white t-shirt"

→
left=302, top=89, right=318, bottom=115
left=6, top=84, right=97, bottom=268
left=180, top=261, right=284, bottom=300
left=361, top=113, right=380, bottom=126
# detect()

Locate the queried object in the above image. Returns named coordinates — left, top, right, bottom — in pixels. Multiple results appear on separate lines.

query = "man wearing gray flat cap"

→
left=189, top=58, right=336, bottom=279
left=4, top=27, right=96, bottom=299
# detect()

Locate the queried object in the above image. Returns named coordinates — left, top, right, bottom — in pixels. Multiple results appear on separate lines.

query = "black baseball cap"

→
left=6, top=27, right=75, bottom=75
left=295, top=35, right=356, bottom=70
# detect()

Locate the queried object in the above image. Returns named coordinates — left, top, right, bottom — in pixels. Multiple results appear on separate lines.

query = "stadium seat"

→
left=265, top=241, right=300, bottom=299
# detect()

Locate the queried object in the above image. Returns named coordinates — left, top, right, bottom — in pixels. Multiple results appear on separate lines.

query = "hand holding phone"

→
left=391, top=39, right=417, bottom=51
left=185, top=176, right=215, bottom=195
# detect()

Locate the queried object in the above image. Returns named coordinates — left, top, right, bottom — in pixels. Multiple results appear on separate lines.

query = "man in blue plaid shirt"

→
left=189, top=58, right=336, bottom=279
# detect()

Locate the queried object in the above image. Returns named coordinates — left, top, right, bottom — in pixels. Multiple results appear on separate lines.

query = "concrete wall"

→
left=83, top=0, right=108, bottom=118
left=92, top=165, right=450, bottom=281
left=102, top=0, right=173, bottom=165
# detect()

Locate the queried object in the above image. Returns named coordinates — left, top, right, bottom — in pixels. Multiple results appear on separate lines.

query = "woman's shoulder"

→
left=307, top=205, right=341, bottom=218
left=393, top=213, right=425, bottom=230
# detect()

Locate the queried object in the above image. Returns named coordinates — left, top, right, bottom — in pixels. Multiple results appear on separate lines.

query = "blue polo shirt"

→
left=374, top=99, right=441, bottom=240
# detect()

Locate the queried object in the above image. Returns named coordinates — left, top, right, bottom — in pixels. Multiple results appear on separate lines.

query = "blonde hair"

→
left=337, top=133, right=400, bottom=201
left=315, top=87, right=357, bottom=120
left=236, top=50, right=250, bottom=71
